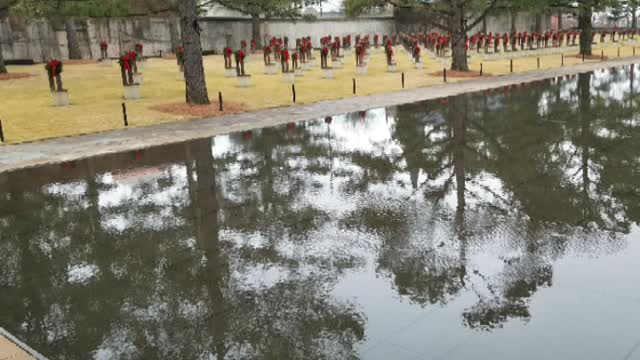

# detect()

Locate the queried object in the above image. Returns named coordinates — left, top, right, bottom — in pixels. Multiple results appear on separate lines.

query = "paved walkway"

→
left=0, top=328, right=46, bottom=360
left=0, top=57, right=637, bottom=173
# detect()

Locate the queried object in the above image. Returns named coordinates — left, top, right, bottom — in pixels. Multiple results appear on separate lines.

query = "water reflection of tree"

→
left=341, top=70, right=635, bottom=330
left=0, top=137, right=365, bottom=359
left=1, top=67, right=640, bottom=358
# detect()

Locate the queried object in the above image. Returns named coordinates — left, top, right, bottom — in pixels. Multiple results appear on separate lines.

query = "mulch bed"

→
left=150, top=102, right=248, bottom=117
left=429, top=70, right=494, bottom=78
left=568, top=54, right=610, bottom=60
left=63, top=59, right=99, bottom=65
left=0, top=73, right=34, bottom=81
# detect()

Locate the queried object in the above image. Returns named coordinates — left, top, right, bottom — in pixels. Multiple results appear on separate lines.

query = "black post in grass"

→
left=480, top=63, right=483, bottom=76
left=510, top=59, right=513, bottom=73
left=159, top=50, right=163, bottom=58
left=292, top=84, right=296, bottom=103
left=402, top=72, right=405, bottom=88
left=601, top=50, right=604, bottom=61
left=561, top=53, right=564, bottom=66
left=122, top=103, right=128, bottom=127
left=353, top=78, right=356, bottom=95
left=583, top=52, right=585, bottom=62
left=537, top=57, right=540, bottom=69
left=219, top=92, right=223, bottom=111
left=443, top=68, right=447, bottom=82
left=0, top=118, right=5, bottom=143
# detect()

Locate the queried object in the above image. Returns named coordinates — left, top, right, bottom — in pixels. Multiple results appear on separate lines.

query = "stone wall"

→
left=0, top=12, right=567, bottom=63
left=200, top=17, right=396, bottom=52
left=1, top=16, right=395, bottom=62
left=0, top=18, right=63, bottom=63
left=0, top=16, right=177, bottom=62
left=395, top=10, right=554, bottom=35
left=470, top=13, right=553, bottom=34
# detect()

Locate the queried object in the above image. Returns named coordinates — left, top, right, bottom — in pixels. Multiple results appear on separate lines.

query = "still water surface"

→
left=1, top=68, right=640, bottom=360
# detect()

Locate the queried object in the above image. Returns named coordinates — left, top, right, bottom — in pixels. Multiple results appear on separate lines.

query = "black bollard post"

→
left=480, top=63, right=483, bottom=76
left=537, top=57, right=540, bottom=69
left=402, top=72, right=405, bottom=88
left=0, top=118, right=4, bottom=143
left=159, top=50, right=163, bottom=58
left=443, top=68, right=447, bottom=82
left=510, top=59, right=513, bottom=73
left=122, top=103, right=128, bottom=127
left=353, top=78, right=356, bottom=95
left=219, top=92, right=223, bottom=111
left=583, top=52, right=585, bottom=62
left=601, top=50, right=604, bottom=61
left=561, top=53, right=564, bottom=66
left=292, top=84, right=296, bottom=103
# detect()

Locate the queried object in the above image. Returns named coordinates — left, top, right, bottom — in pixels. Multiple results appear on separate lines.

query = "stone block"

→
left=51, top=90, right=70, bottom=107
left=123, top=84, right=141, bottom=100
left=133, top=73, right=144, bottom=85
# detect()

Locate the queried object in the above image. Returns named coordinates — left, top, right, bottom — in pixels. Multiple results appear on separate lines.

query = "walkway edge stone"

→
left=0, top=57, right=638, bottom=174
left=0, top=328, right=49, bottom=360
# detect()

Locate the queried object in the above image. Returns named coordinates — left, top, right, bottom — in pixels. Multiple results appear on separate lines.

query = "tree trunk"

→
left=191, top=139, right=228, bottom=360
left=451, top=31, right=468, bottom=71
left=577, top=72, right=591, bottom=205
left=0, top=49, right=7, bottom=74
left=450, top=1, right=468, bottom=72
left=64, top=18, right=82, bottom=60
left=511, top=11, right=517, bottom=33
left=535, top=14, right=543, bottom=34
left=557, top=9, right=563, bottom=30
left=0, top=9, right=7, bottom=73
left=252, top=15, right=262, bottom=49
left=452, top=95, right=466, bottom=211
left=84, top=24, right=93, bottom=59
left=630, top=64, right=634, bottom=100
left=178, top=0, right=210, bottom=105
left=169, top=14, right=180, bottom=53
left=578, top=6, right=593, bottom=56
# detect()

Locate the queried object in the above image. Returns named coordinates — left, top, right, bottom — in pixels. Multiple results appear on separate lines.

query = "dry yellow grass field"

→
left=0, top=41, right=635, bottom=144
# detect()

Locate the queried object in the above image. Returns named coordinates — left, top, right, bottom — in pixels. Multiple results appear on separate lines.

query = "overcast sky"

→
left=309, top=0, right=343, bottom=12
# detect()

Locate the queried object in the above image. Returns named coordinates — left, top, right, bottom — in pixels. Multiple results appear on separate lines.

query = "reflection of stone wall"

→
left=1, top=16, right=395, bottom=62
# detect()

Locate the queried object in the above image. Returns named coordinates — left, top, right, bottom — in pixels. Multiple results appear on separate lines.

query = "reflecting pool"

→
left=1, top=66, right=640, bottom=360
